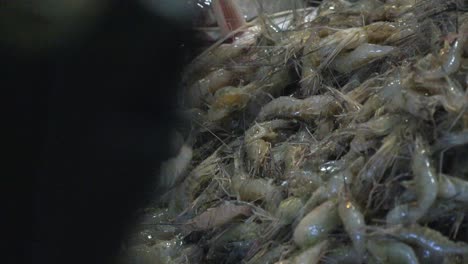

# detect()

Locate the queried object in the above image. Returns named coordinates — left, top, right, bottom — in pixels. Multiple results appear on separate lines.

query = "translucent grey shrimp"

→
left=246, top=66, right=293, bottom=97
left=158, top=143, right=193, bottom=191
left=350, top=135, right=379, bottom=153
left=283, top=144, right=308, bottom=173
left=183, top=144, right=224, bottom=202
left=353, top=95, right=384, bottom=123
left=286, top=170, right=323, bottom=199
left=207, top=221, right=261, bottom=254
left=305, top=132, right=354, bottom=168
left=319, top=150, right=359, bottom=175
left=303, top=169, right=353, bottom=215
left=207, top=86, right=251, bottom=122
left=244, top=119, right=296, bottom=172
left=413, top=246, right=445, bottom=264
left=293, top=199, right=340, bottom=248
left=437, top=173, right=468, bottom=203
left=332, top=43, right=395, bottom=73
left=185, top=68, right=235, bottom=108
left=230, top=177, right=282, bottom=213
left=207, top=67, right=292, bottom=123
left=380, top=75, right=439, bottom=121
left=432, top=130, right=468, bottom=153
left=245, top=120, right=295, bottom=143
left=246, top=244, right=288, bottom=264
left=386, top=136, right=438, bottom=225
left=182, top=45, right=239, bottom=83
left=300, top=28, right=321, bottom=96
left=338, top=192, right=366, bottom=260
left=300, top=26, right=369, bottom=95
left=321, top=245, right=361, bottom=264
left=262, top=197, right=303, bottom=242
left=275, top=196, right=304, bottom=226
left=418, top=33, right=467, bottom=80
left=313, top=118, right=336, bottom=141
left=282, top=240, right=329, bottom=264
left=350, top=114, right=402, bottom=137
left=366, top=238, right=420, bottom=264
left=434, top=76, right=467, bottom=115
left=256, top=95, right=339, bottom=121
left=391, top=225, right=468, bottom=255
left=358, top=130, right=400, bottom=182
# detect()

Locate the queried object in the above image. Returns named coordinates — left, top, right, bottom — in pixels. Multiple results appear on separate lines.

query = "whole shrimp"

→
left=262, top=196, right=303, bottom=241
left=366, top=238, right=420, bottom=264
left=322, top=245, right=362, bottom=264
left=300, top=21, right=396, bottom=95
left=207, top=66, right=292, bottom=123
left=379, top=73, right=440, bottom=121
left=278, top=240, right=329, bottom=264
left=437, top=173, right=468, bottom=203
left=349, top=113, right=402, bottom=137
left=386, top=135, right=438, bottom=225
left=338, top=190, right=367, bottom=261
left=230, top=145, right=283, bottom=212
left=432, top=130, right=468, bottom=153
left=184, top=68, right=236, bottom=108
left=303, top=169, right=353, bottom=215
left=417, top=26, right=468, bottom=80
left=293, top=199, right=340, bottom=248
left=390, top=224, right=468, bottom=255
left=257, top=94, right=340, bottom=122
left=332, top=43, right=395, bottom=73
left=244, top=119, right=297, bottom=173
left=358, top=128, right=401, bottom=182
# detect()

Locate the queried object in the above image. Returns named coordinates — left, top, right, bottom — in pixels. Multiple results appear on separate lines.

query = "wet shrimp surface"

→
left=121, top=0, right=468, bottom=263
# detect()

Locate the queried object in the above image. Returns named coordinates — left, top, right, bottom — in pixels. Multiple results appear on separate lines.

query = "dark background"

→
left=4, top=1, right=196, bottom=263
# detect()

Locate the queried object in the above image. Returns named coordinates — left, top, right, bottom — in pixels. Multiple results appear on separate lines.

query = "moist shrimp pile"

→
left=121, top=0, right=468, bottom=263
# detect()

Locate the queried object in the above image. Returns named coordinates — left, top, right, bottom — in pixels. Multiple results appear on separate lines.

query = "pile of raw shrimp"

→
left=122, top=0, right=468, bottom=263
